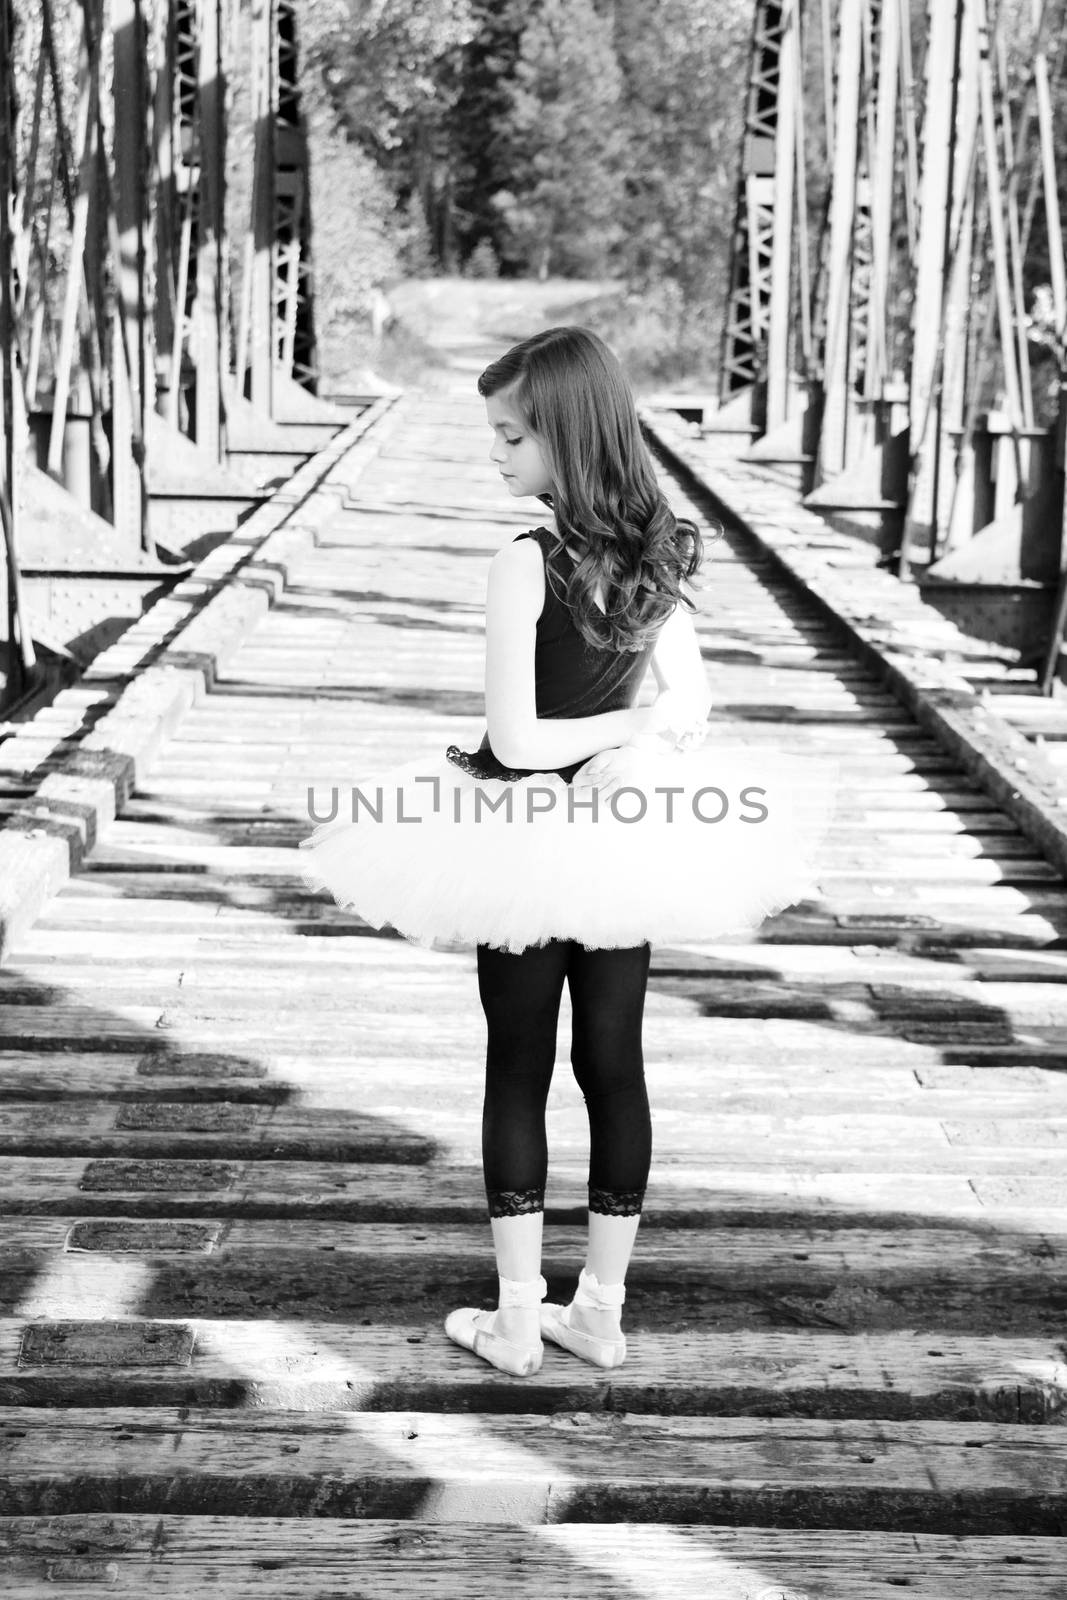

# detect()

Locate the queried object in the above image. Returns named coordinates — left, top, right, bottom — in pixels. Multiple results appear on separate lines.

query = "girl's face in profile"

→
left=486, top=388, right=555, bottom=500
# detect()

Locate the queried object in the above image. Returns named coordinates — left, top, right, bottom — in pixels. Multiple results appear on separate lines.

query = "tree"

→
left=612, top=0, right=752, bottom=342
left=300, top=0, right=476, bottom=269
left=447, top=0, right=527, bottom=269
left=493, top=0, right=628, bottom=279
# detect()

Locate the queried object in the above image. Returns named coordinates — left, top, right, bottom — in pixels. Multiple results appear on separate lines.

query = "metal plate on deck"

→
left=18, top=1321, right=195, bottom=1367
left=65, top=1220, right=222, bottom=1253
left=113, top=1103, right=258, bottom=1132
left=79, top=1159, right=240, bottom=1192
left=836, top=913, right=942, bottom=930
left=136, top=1053, right=268, bottom=1079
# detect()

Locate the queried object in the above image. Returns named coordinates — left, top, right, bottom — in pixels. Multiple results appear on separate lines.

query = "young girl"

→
left=299, top=327, right=839, bottom=1379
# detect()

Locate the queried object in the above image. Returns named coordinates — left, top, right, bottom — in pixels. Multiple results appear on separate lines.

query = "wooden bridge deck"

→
left=2, top=388, right=1067, bottom=1596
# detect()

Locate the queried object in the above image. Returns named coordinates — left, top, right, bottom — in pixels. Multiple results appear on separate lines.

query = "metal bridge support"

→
left=915, top=0, right=1067, bottom=657
left=0, top=0, right=35, bottom=702
left=240, top=0, right=318, bottom=418
left=1, top=0, right=329, bottom=711
left=112, top=0, right=151, bottom=548
left=899, top=0, right=971, bottom=566
left=721, top=0, right=1067, bottom=673
left=812, top=0, right=862, bottom=482
left=717, top=0, right=806, bottom=440
left=805, top=0, right=915, bottom=540
left=153, top=0, right=231, bottom=462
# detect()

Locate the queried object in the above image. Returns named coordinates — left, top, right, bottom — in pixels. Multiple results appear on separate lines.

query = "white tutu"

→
left=298, top=738, right=843, bottom=955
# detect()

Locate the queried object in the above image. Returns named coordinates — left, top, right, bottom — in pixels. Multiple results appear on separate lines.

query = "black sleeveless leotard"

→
left=446, top=525, right=658, bottom=785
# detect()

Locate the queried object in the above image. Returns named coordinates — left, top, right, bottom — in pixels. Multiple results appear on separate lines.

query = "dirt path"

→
left=383, top=276, right=623, bottom=388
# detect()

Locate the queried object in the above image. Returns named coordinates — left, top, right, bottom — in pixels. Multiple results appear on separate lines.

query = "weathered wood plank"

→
left=0, top=1321, right=1062, bottom=1422
left=0, top=1409, right=1063, bottom=1531
left=6, top=1006, right=1067, bottom=1078
left=10, top=974, right=1067, bottom=1029
left=3, top=1216, right=1061, bottom=1276
left=0, top=1103, right=1065, bottom=1170
left=0, top=1156, right=1017, bottom=1223
left=3, top=1053, right=1066, bottom=1119
left=2, top=1518, right=1063, bottom=1600
left=13, top=930, right=1067, bottom=985
left=5, top=1221, right=1063, bottom=1338
left=0, top=1103, right=437, bottom=1161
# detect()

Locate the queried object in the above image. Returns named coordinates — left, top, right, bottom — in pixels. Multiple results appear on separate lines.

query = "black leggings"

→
left=476, top=938, right=652, bottom=1219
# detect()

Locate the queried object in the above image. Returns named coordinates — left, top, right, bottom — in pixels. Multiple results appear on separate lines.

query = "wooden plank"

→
left=6, top=1222, right=1063, bottom=1340
left=3, top=1056, right=1067, bottom=1118
left=15, top=972, right=1067, bottom=1028
left=9, top=938, right=1067, bottom=987
left=6, top=1024, right=1066, bottom=1076
left=1, top=1103, right=1067, bottom=1171
left=0, top=1103, right=437, bottom=1161
left=0, top=1156, right=994, bottom=1224
left=3, top=1217, right=1061, bottom=1280
left=0, top=1322, right=1062, bottom=1423
left=0, top=1408, right=1063, bottom=1530
left=0, top=1010, right=1046, bottom=1065
left=2, top=1519, right=1063, bottom=1600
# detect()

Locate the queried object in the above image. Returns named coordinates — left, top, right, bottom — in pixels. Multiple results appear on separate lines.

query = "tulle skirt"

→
left=297, top=741, right=843, bottom=955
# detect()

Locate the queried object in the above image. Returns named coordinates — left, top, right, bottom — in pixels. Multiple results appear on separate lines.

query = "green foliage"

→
left=302, top=0, right=476, bottom=269
left=613, top=0, right=751, bottom=331
left=300, top=0, right=476, bottom=153
left=280, top=0, right=760, bottom=376
left=448, top=0, right=527, bottom=268
left=297, top=0, right=750, bottom=297
left=465, top=239, right=501, bottom=279
left=492, top=0, right=627, bottom=278
left=305, top=107, right=402, bottom=341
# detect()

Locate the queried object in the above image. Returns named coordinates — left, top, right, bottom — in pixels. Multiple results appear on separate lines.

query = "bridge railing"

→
left=718, top=0, right=1067, bottom=681
left=0, top=0, right=322, bottom=712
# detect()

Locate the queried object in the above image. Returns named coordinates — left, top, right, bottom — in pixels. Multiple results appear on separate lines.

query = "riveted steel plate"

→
left=79, top=1159, right=240, bottom=1191
left=65, top=1220, right=223, bottom=1252
left=18, top=1320, right=195, bottom=1367
left=113, top=1102, right=259, bottom=1132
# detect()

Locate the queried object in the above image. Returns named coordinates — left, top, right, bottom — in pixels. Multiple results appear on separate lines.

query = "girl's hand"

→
left=633, top=688, right=710, bottom=751
left=572, top=743, right=655, bottom=799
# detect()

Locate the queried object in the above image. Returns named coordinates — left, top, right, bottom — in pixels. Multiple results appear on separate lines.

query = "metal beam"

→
left=719, top=0, right=801, bottom=421
left=248, top=0, right=275, bottom=413
left=0, top=0, right=35, bottom=699
left=900, top=0, right=967, bottom=563
left=815, top=0, right=862, bottom=479
left=112, top=0, right=148, bottom=545
left=196, top=0, right=225, bottom=461
left=767, top=0, right=799, bottom=429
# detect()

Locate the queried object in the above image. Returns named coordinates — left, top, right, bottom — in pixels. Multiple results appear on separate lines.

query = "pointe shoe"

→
left=444, top=1272, right=547, bottom=1377
left=540, top=1266, right=627, bottom=1369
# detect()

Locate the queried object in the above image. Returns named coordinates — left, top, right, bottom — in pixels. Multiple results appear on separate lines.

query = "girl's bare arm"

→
left=647, top=593, right=712, bottom=716
left=483, top=540, right=660, bottom=769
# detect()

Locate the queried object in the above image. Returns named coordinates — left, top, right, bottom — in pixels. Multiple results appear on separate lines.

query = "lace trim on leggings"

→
left=589, top=1184, right=645, bottom=1217
left=486, top=1186, right=545, bottom=1218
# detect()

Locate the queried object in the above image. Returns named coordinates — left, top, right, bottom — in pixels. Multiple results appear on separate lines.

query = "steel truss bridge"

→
left=2, top=0, right=1067, bottom=703
left=0, top=0, right=321, bottom=710
left=720, top=0, right=1067, bottom=685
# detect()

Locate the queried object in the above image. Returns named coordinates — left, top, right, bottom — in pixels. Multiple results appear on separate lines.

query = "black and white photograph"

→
left=1, top=1, right=1066, bottom=1595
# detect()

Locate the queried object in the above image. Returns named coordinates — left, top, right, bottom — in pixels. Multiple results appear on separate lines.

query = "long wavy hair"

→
left=478, top=326, right=714, bottom=652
